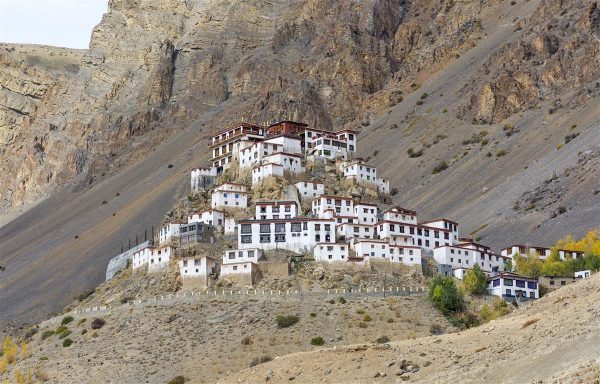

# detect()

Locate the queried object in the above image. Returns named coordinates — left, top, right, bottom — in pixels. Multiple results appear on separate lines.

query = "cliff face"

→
left=0, top=0, right=497, bottom=213
left=464, top=0, right=600, bottom=123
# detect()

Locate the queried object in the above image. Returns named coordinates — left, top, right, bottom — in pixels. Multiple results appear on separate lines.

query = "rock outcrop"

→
left=465, top=0, right=600, bottom=123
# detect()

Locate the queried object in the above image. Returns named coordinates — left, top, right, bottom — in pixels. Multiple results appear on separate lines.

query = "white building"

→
left=342, top=161, right=379, bottom=187
left=188, top=209, right=225, bottom=227
left=211, top=182, right=249, bottom=210
left=354, top=203, right=378, bottom=225
left=179, top=256, right=217, bottom=289
left=262, top=152, right=305, bottom=174
left=190, top=167, right=218, bottom=192
left=264, top=135, right=302, bottom=154
left=148, top=245, right=174, bottom=273
left=210, top=123, right=265, bottom=169
left=433, top=242, right=507, bottom=275
left=575, top=270, right=591, bottom=279
left=221, top=248, right=263, bottom=286
left=500, top=245, right=584, bottom=261
left=313, top=243, right=349, bottom=263
left=238, top=141, right=283, bottom=170
left=351, top=239, right=422, bottom=266
left=224, top=218, right=237, bottom=236
left=223, top=248, right=264, bottom=264
left=158, top=223, right=181, bottom=245
left=382, top=207, right=417, bottom=225
left=255, top=201, right=298, bottom=220
left=312, top=196, right=354, bottom=218
left=252, top=163, right=284, bottom=185
left=311, top=135, right=352, bottom=161
left=488, top=272, right=539, bottom=300
left=337, top=222, right=375, bottom=240
left=238, top=218, right=336, bottom=254
left=132, top=243, right=153, bottom=270
left=295, top=181, right=325, bottom=201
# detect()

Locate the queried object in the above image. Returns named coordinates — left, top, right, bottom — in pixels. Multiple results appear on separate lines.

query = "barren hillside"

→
left=0, top=0, right=598, bottom=330
left=220, top=273, right=600, bottom=384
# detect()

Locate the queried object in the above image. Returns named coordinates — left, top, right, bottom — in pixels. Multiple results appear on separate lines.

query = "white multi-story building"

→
left=337, top=222, right=375, bottom=240
left=132, top=243, right=153, bottom=270
left=255, top=201, right=298, bottom=220
left=238, top=141, right=283, bottom=170
left=311, top=135, right=352, bottom=161
left=313, top=243, right=349, bottom=262
left=252, top=163, right=284, bottom=184
left=264, top=135, right=302, bottom=154
left=148, top=245, right=174, bottom=273
left=351, top=239, right=421, bottom=266
left=375, top=218, right=459, bottom=252
left=238, top=218, right=336, bottom=254
left=223, top=248, right=264, bottom=264
left=500, top=245, right=584, bottom=261
left=178, top=256, right=217, bottom=289
left=224, top=218, right=237, bottom=236
left=295, top=181, right=325, bottom=201
left=211, top=182, right=249, bottom=209
left=488, top=272, right=539, bottom=300
left=221, top=248, right=264, bottom=286
left=312, top=196, right=354, bottom=218
left=158, top=223, right=181, bottom=245
left=262, top=152, right=304, bottom=174
left=354, top=203, right=378, bottom=225
left=210, top=123, right=265, bottom=169
left=382, top=207, right=417, bottom=225
left=188, top=209, right=225, bottom=227
left=433, top=242, right=507, bottom=275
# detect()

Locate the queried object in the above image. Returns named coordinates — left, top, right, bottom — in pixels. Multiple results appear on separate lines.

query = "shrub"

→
left=557, top=206, right=567, bottom=214
left=167, top=376, right=186, bottom=384
left=356, top=309, right=365, bottom=315
left=375, top=335, right=390, bottom=344
left=167, top=164, right=174, bottom=169
left=310, top=313, right=316, bottom=317
left=496, top=149, right=507, bottom=157
left=58, top=330, right=72, bottom=339
left=420, top=93, right=428, bottom=99
left=61, top=316, right=74, bottom=325
left=358, top=321, right=367, bottom=328
left=275, top=315, right=298, bottom=328
left=249, top=355, right=272, bottom=367
left=76, top=289, right=95, bottom=302
left=428, top=275, right=464, bottom=314
left=62, top=338, right=73, bottom=347
left=442, top=108, right=448, bottom=113
left=55, top=325, right=68, bottom=336
left=310, top=337, right=325, bottom=346
left=432, top=161, right=448, bottom=174
left=337, top=297, right=347, bottom=304
left=407, top=148, right=424, bottom=158
left=90, top=318, right=105, bottom=330
left=416, top=100, right=424, bottom=105
left=362, top=314, right=372, bottom=322
left=77, top=318, right=86, bottom=326
left=429, top=324, right=443, bottom=335
left=40, top=330, right=55, bottom=341
left=241, top=336, right=252, bottom=345
left=390, top=187, right=399, bottom=196
left=463, top=264, right=488, bottom=295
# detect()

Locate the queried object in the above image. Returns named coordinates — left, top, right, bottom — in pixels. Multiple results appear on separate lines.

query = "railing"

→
left=70, top=286, right=427, bottom=315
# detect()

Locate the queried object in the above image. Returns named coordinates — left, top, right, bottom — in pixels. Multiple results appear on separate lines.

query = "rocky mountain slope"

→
left=0, top=0, right=598, bottom=329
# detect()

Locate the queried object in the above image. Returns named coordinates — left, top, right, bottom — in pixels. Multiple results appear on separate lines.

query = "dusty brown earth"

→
left=220, top=273, right=600, bottom=384
left=1, top=291, right=451, bottom=383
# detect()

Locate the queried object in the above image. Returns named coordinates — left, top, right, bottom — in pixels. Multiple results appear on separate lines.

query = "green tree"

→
left=428, top=275, right=464, bottom=314
left=463, top=264, right=488, bottom=295
left=584, top=253, right=600, bottom=272
left=541, top=249, right=567, bottom=276
left=514, top=253, right=543, bottom=278
left=504, top=259, right=513, bottom=272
